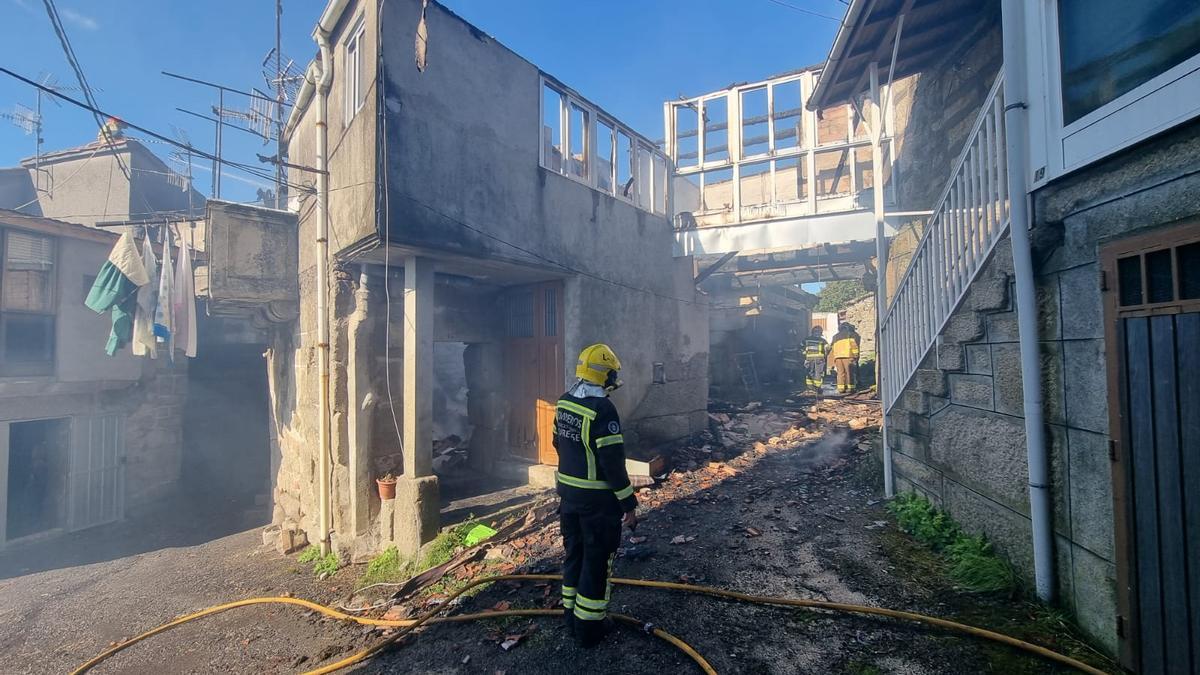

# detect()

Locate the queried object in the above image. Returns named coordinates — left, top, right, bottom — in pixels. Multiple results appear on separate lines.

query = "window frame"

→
left=0, top=227, right=58, bottom=377
left=1029, top=0, right=1200, bottom=186
left=538, top=76, right=666, bottom=214
left=343, top=16, right=367, bottom=125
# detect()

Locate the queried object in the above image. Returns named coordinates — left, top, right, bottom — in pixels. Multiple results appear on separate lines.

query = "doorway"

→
left=1102, top=223, right=1200, bottom=674
left=6, top=418, right=70, bottom=542
left=502, top=281, right=565, bottom=465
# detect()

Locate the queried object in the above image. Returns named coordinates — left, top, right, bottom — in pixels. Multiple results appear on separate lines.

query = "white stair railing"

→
left=881, top=74, right=1010, bottom=411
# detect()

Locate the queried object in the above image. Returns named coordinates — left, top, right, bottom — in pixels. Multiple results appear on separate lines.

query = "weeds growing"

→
left=886, top=492, right=1017, bottom=594
left=295, top=545, right=341, bottom=577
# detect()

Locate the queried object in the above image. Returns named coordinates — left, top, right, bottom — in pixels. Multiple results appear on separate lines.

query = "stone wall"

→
left=840, top=294, right=876, bottom=356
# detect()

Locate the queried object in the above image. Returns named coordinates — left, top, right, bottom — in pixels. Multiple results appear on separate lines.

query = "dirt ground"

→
left=0, top=395, right=1114, bottom=674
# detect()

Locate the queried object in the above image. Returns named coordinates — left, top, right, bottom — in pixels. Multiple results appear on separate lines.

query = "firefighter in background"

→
left=803, top=325, right=829, bottom=391
left=554, top=344, right=638, bottom=647
left=827, top=322, right=861, bottom=393
left=780, top=326, right=805, bottom=385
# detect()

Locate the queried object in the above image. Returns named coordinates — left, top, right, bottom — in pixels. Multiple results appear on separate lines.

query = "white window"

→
left=1031, top=0, right=1200, bottom=182
left=538, top=76, right=667, bottom=214
left=344, top=18, right=367, bottom=124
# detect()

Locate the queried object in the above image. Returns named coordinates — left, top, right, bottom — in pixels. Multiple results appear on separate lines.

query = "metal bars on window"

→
left=539, top=77, right=668, bottom=216
left=880, top=75, right=1010, bottom=411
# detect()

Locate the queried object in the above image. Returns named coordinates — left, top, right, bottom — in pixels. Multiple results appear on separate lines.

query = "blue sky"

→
left=0, top=0, right=842, bottom=204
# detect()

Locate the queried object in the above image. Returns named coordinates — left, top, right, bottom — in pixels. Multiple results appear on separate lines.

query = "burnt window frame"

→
left=0, top=226, right=58, bottom=377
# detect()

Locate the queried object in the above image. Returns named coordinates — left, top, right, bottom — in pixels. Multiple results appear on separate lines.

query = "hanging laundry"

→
left=132, top=235, right=159, bottom=358
left=85, top=232, right=150, bottom=356
left=173, top=234, right=198, bottom=358
left=154, top=233, right=174, bottom=356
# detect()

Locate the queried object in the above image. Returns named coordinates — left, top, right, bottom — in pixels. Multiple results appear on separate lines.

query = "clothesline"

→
left=83, top=223, right=199, bottom=360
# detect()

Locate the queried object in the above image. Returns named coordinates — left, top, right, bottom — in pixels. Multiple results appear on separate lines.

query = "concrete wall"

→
left=882, top=0, right=1200, bottom=653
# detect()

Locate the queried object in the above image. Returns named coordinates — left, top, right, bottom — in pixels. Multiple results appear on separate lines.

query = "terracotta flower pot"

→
left=376, top=477, right=397, bottom=500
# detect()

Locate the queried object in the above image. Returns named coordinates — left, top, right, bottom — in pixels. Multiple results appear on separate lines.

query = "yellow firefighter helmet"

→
left=575, top=343, right=622, bottom=389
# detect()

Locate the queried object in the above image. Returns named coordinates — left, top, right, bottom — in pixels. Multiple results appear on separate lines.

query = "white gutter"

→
left=281, top=0, right=352, bottom=144
left=314, top=29, right=334, bottom=555
left=1001, top=0, right=1054, bottom=602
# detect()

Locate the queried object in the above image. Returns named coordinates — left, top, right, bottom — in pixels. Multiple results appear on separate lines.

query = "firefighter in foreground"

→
left=828, top=322, right=861, bottom=393
left=554, top=344, right=638, bottom=647
left=803, top=325, right=829, bottom=391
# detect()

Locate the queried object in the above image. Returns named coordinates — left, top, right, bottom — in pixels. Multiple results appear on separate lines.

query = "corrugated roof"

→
left=808, top=0, right=992, bottom=110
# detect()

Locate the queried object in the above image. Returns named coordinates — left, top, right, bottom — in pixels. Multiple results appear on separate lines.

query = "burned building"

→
left=229, top=0, right=708, bottom=559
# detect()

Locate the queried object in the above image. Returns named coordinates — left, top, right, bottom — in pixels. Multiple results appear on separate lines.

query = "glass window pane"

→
left=637, top=144, right=653, bottom=210
left=1178, top=242, right=1200, bottom=300
left=774, top=157, right=807, bottom=202
left=739, top=161, right=772, bottom=212
left=741, top=87, right=769, bottom=157
left=1146, top=248, right=1174, bottom=303
left=703, top=97, right=728, bottom=163
left=596, top=120, right=615, bottom=194
left=815, top=149, right=851, bottom=197
left=675, top=103, right=699, bottom=169
left=3, top=314, right=54, bottom=365
left=616, top=130, right=634, bottom=199
left=542, top=85, right=564, bottom=173
left=817, top=105, right=849, bottom=145
left=4, top=231, right=54, bottom=312
left=1118, top=255, right=1143, bottom=307
left=653, top=154, right=668, bottom=215
left=702, top=168, right=733, bottom=212
left=1058, top=0, right=1200, bottom=124
left=772, top=80, right=803, bottom=151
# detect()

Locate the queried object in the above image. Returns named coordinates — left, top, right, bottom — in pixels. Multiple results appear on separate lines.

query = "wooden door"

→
left=1102, top=224, right=1200, bottom=673
left=503, top=282, right=564, bottom=464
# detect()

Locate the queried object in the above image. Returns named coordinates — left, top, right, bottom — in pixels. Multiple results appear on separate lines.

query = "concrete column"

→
left=397, top=255, right=438, bottom=555
left=346, top=267, right=375, bottom=541
left=403, top=256, right=434, bottom=478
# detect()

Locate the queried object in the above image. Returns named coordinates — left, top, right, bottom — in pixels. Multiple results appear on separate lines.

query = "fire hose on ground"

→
left=70, top=573, right=1108, bottom=675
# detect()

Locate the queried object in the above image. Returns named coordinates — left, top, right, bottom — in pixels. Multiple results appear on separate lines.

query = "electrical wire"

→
left=6, top=142, right=104, bottom=212
left=378, top=3, right=405, bottom=455
left=762, top=0, right=843, bottom=22
left=0, top=67, right=316, bottom=197
left=69, top=573, right=1108, bottom=675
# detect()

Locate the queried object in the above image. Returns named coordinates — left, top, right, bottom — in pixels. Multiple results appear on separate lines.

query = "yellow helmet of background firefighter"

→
left=576, top=343, right=622, bottom=390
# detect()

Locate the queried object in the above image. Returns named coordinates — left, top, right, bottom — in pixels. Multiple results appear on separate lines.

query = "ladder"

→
left=734, top=352, right=759, bottom=392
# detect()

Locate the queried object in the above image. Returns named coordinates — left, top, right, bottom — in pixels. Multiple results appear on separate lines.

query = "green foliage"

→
left=358, top=546, right=412, bottom=589
left=886, top=492, right=1017, bottom=594
left=814, top=280, right=868, bottom=312
left=421, top=520, right=479, bottom=569
left=312, top=551, right=340, bottom=577
left=297, top=545, right=320, bottom=564
left=297, top=545, right=340, bottom=577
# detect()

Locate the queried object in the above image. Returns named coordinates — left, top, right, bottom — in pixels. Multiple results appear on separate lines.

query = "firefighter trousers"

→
left=560, top=503, right=621, bottom=639
left=805, top=358, right=826, bottom=389
left=833, top=357, right=856, bottom=392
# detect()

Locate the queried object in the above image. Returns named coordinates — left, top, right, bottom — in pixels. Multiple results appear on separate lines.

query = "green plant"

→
left=946, top=534, right=1016, bottom=593
left=814, top=280, right=868, bottom=312
left=358, top=546, right=412, bottom=588
left=297, top=545, right=320, bottom=564
left=886, top=492, right=1016, bottom=594
left=313, top=551, right=340, bottom=577
left=420, top=520, right=479, bottom=569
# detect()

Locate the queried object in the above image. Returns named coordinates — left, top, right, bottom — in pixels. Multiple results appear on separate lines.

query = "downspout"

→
left=315, top=30, right=334, bottom=555
left=1001, top=0, right=1054, bottom=602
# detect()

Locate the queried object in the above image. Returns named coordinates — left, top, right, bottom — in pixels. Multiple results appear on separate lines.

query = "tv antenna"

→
left=2, top=73, right=99, bottom=193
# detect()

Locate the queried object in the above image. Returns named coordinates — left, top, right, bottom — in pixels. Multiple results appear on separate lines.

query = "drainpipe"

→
left=1001, top=0, right=1054, bottom=602
left=315, top=30, right=334, bottom=556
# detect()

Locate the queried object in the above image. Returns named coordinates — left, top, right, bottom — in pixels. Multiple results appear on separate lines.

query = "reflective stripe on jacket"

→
left=829, top=332, right=860, bottom=359
left=553, top=393, right=638, bottom=513
left=803, top=337, right=828, bottom=359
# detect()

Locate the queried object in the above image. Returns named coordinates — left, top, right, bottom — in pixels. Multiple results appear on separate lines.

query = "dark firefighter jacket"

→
left=553, top=393, right=638, bottom=514
left=804, top=336, right=828, bottom=360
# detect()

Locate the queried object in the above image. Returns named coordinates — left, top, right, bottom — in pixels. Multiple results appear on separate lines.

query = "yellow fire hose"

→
left=70, top=573, right=1107, bottom=675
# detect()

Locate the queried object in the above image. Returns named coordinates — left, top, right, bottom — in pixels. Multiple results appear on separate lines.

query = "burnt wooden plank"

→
left=1176, top=312, right=1200, bottom=668
left=1149, top=315, right=1192, bottom=675
left=1125, top=316, right=1166, bottom=675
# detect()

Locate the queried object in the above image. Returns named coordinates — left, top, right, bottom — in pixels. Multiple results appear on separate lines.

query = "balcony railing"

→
left=881, top=74, right=1010, bottom=411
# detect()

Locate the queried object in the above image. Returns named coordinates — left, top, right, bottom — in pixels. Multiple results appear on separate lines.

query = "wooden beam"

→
left=694, top=250, right=739, bottom=285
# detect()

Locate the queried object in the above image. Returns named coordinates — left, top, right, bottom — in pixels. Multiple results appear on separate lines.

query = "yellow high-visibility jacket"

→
left=828, top=331, right=860, bottom=361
